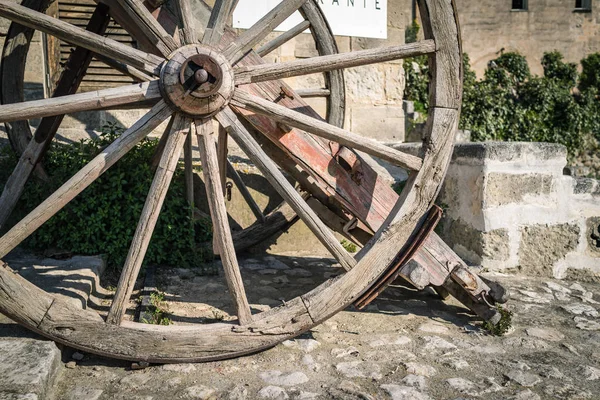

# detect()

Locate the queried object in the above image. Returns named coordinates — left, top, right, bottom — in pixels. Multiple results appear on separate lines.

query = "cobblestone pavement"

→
left=28, top=255, right=600, bottom=399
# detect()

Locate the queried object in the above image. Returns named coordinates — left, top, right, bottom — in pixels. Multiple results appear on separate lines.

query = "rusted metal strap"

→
left=354, top=205, right=443, bottom=310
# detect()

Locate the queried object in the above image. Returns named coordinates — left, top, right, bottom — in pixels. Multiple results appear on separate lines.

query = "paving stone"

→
left=331, top=346, right=360, bottom=358
left=422, top=336, right=457, bottom=350
left=580, top=365, right=600, bottom=381
left=259, top=371, right=309, bottom=386
left=368, top=334, right=411, bottom=347
left=544, top=384, right=593, bottom=399
left=183, top=385, right=216, bottom=399
left=301, top=354, right=320, bottom=372
left=574, top=317, right=600, bottom=331
left=546, top=281, right=572, bottom=294
left=443, top=358, right=470, bottom=370
left=445, top=378, right=476, bottom=393
left=67, top=387, right=103, bottom=400
left=228, top=385, right=248, bottom=400
left=337, top=381, right=375, bottom=400
left=118, top=373, right=153, bottom=389
left=258, top=386, right=288, bottom=399
left=512, top=389, right=541, bottom=400
left=561, top=303, right=599, bottom=318
left=505, top=370, right=542, bottom=387
left=0, top=339, right=61, bottom=399
left=380, top=385, right=431, bottom=400
left=403, top=363, right=437, bottom=377
left=0, top=395, right=39, bottom=400
left=525, top=327, right=565, bottom=342
left=264, top=257, right=291, bottom=270
left=335, top=361, right=382, bottom=380
left=418, top=322, right=450, bottom=334
left=401, top=374, right=428, bottom=390
left=283, top=268, right=312, bottom=277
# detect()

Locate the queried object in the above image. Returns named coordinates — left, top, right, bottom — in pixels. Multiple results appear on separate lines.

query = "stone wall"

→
left=453, top=0, right=600, bottom=77
left=426, top=142, right=600, bottom=281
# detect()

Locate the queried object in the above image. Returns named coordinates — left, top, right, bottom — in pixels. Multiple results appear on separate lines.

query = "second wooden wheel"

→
left=0, top=0, right=462, bottom=362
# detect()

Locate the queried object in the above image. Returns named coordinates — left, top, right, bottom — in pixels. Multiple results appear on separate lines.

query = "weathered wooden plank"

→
left=0, top=101, right=173, bottom=259
left=232, top=90, right=423, bottom=171
left=195, top=118, right=253, bottom=325
left=216, top=107, right=356, bottom=271
left=0, top=0, right=163, bottom=75
left=175, top=0, right=196, bottom=44
left=256, top=19, right=310, bottom=57
left=0, top=81, right=161, bottom=123
left=114, top=0, right=179, bottom=56
left=202, top=0, right=236, bottom=46
left=235, top=40, right=436, bottom=84
left=106, top=113, right=189, bottom=325
left=184, top=129, right=195, bottom=207
left=417, top=0, right=462, bottom=109
left=217, top=125, right=229, bottom=195
left=223, top=0, right=308, bottom=63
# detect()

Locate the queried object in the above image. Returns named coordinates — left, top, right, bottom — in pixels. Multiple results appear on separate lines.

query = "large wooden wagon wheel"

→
left=0, top=0, right=346, bottom=251
left=0, top=0, right=499, bottom=363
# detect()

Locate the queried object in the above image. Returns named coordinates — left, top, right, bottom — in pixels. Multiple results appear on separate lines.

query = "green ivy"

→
left=405, top=50, right=600, bottom=158
left=0, top=123, right=213, bottom=271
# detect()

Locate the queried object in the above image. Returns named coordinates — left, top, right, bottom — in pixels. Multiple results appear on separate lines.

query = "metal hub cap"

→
left=160, top=45, right=234, bottom=118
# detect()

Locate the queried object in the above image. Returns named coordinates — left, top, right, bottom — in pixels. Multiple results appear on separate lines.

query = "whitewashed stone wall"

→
left=431, top=142, right=600, bottom=281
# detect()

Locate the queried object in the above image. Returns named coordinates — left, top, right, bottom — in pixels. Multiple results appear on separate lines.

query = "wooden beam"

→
left=223, top=0, right=308, bottom=64
left=106, top=113, right=189, bottom=325
left=295, top=88, right=330, bottom=98
left=195, top=118, right=253, bottom=325
left=216, top=107, right=356, bottom=271
left=184, top=129, right=195, bottom=207
left=256, top=20, right=310, bottom=57
left=217, top=125, right=229, bottom=194
left=175, top=0, right=196, bottom=44
left=114, top=0, right=179, bottom=56
left=232, top=90, right=423, bottom=171
left=0, top=81, right=161, bottom=123
left=0, top=0, right=164, bottom=75
left=0, top=101, right=173, bottom=259
left=202, top=0, right=236, bottom=46
left=235, top=39, right=436, bottom=84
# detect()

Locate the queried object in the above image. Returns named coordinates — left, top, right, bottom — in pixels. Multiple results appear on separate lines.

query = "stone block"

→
left=438, top=217, right=510, bottom=265
left=345, top=65, right=386, bottom=103
left=350, top=104, right=404, bottom=142
left=519, top=223, right=580, bottom=276
left=0, top=339, right=62, bottom=399
left=484, top=173, right=554, bottom=207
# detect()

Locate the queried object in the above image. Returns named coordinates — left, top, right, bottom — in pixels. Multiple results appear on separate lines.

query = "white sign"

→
left=233, top=0, right=388, bottom=39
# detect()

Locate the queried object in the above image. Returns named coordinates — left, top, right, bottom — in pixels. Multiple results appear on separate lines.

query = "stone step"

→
left=0, top=251, right=106, bottom=400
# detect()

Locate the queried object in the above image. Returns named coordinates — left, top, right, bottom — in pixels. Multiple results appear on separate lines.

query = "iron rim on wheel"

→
left=0, top=0, right=462, bottom=363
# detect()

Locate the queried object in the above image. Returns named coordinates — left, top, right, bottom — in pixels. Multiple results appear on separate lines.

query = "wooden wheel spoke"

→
left=184, top=128, right=195, bottom=207
left=217, top=125, right=229, bottom=194
left=232, top=90, right=423, bottom=171
left=106, top=114, right=190, bottom=325
left=256, top=19, right=310, bottom=58
left=115, top=0, right=179, bottom=56
left=0, top=0, right=164, bottom=76
left=223, top=0, right=308, bottom=64
left=202, top=0, right=236, bottom=46
left=175, top=0, right=197, bottom=45
left=0, top=81, right=162, bottom=123
left=235, top=39, right=436, bottom=84
left=0, top=101, right=173, bottom=259
left=295, top=88, right=330, bottom=98
left=227, top=160, right=266, bottom=223
left=216, top=107, right=356, bottom=271
left=195, top=118, right=253, bottom=325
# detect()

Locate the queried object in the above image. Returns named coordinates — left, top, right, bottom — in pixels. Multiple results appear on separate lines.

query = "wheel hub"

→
left=160, top=45, right=234, bottom=118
